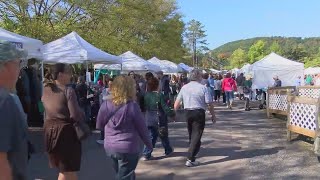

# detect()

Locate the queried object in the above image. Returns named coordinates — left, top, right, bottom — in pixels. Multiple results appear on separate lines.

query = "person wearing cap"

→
left=0, top=41, right=29, bottom=180
left=273, top=76, right=282, bottom=87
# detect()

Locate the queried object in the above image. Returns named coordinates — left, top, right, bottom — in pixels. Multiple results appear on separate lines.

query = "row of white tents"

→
left=0, top=28, right=193, bottom=74
left=3, top=27, right=318, bottom=89
left=231, top=53, right=305, bottom=89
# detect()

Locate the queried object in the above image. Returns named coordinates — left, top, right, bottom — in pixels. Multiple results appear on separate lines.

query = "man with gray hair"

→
left=174, top=69, right=216, bottom=167
left=0, top=41, right=29, bottom=179
left=273, top=75, right=282, bottom=87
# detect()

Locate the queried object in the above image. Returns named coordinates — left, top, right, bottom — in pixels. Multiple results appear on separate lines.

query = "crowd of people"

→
left=0, top=40, right=255, bottom=180
left=40, top=66, right=219, bottom=180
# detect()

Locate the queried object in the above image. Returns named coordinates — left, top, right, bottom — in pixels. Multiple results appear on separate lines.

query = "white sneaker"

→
left=185, top=160, right=200, bottom=167
left=96, top=140, right=104, bottom=145
left=141, top=156, right=152, bottom=161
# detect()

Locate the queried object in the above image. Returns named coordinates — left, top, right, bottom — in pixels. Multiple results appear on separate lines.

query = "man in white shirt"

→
left=174, top=69, right=216, bottom=167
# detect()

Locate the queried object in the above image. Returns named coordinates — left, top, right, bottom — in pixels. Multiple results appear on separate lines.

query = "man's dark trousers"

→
left=185, top=109, right=205, bottom=162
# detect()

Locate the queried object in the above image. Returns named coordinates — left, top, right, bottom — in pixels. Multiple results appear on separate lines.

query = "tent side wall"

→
left=252, top=65, right=304, bottom=89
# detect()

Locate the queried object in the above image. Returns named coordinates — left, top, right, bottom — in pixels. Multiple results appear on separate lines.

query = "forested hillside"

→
left=211, top=37, right=320, bottom=69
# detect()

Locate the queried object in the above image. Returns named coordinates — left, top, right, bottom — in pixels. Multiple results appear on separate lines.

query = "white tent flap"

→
left=250, top=53, right=304, bottom=89
left=178, top=63, right=193, bottom=72
left=304, top=67, right=320, bottom=75
left=95, top=51, right=161, bottom=72
left=0, top=28, right=43, bottom=59
left=148, top=57, right=182, bottom=73
left=43, top=32, right=121, bottom=64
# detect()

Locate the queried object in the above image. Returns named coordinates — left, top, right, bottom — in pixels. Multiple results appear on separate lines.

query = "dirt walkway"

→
left=28, top=101, right=320, bottom=180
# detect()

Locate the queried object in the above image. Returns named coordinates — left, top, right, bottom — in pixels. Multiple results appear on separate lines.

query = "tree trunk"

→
left=193, top=40, right=197, bottom=67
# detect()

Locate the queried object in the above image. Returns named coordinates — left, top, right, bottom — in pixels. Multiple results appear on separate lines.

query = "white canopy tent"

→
left=0, top=28, right=43, bottom=59
left=148, top=57, right=172, bottom=73
left=43, top=32, right=121, bottom=64
left=240, top=64, right=252, bottom=75
left=148, top=57, right=183, bottom=73
left=161, top=60, right=183, bottom=73
left=94, top=51, right=161, bottom=72
left=304, top=67, right=320, bottom=75
left=250, top=52, right=304, bottom=89
left=178, top=63, right=193, bottom=72
left=209, top=68, right=221, bottom=73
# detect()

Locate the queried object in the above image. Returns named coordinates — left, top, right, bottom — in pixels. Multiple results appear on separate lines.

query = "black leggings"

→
left=214, top=90, right=221, bottom=101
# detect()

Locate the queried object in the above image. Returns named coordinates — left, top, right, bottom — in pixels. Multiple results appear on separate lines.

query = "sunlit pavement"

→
left=28, top=100, right=320, bottom=180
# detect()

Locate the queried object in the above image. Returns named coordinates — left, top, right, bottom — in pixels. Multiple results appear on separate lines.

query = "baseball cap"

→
left=0, top=40, right=27, bottom=63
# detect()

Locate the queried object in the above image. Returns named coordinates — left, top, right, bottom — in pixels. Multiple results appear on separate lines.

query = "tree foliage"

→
left=212, top=36, right=320, bottom=69
left=283, top=44, right=307, bottom=62
left=229, top=48, right=247, bottom=68
left=0, top=0, right=186, bottom=63
left=247, top=40, right=266, bottom=63
left=268, top=41, right=282, bottom=55
left=184, top=19, right=208, bottom=67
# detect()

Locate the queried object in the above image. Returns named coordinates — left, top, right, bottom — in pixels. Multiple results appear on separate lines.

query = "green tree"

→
left=304, top=57, right=320, bottom=68
left=284, top=44, right=308, bottom=62
left=248, top=40, right=266, bottom=63
left=269, top=41, right=283, bottom=55
left=229, top=48, right=247, bottom=68
left=185, top=19, right=208, bottom=67
left=0, top=0, right=187, bottom=63
left=304, top=47, right=320, bottom=67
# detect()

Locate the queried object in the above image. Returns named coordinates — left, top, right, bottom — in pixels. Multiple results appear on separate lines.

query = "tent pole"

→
left=41, top=60, right=44, bottom=84
left=86, top=62, right=89, bottom=72
left=121, top=57, right=123, bottom=71
left=41, top=60, right=44, bottom=97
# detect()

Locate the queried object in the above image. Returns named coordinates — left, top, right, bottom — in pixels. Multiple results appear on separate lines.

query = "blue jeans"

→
left=81, top=105, right=91, bottom=122
left=159, top=126, right=173, bottom=155
left=143, top=126, right=158, bottom=158
left=143, top=126, right=173, bottom=158
left=225, top=91, right=234, bottom=105
left=107, top=152, right=140, bottom=180
left=209, top=87, right=214, bottom=100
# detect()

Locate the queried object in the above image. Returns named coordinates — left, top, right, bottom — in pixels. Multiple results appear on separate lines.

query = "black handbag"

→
left=158, top=126, right=168, bottom=138
left=73, top=119, right=91, bottom=141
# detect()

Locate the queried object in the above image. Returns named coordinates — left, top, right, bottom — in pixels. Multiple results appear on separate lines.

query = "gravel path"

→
left=28, top=101, right=320, bottom=180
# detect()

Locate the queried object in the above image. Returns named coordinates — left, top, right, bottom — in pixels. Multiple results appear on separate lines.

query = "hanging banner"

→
left=10, top=42, right=23, bottom=49
left=86, top=72, right=91, bottom=83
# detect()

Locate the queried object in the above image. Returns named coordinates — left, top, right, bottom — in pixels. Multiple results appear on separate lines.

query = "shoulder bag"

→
left=104, top=101, right=127, bottom=127
left=65, top=87, right=91, bottom=141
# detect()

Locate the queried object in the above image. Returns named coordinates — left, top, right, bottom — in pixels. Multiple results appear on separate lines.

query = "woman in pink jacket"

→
left=222, top=73, right=237, bottom=109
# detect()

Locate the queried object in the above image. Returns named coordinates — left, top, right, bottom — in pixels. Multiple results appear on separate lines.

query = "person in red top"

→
left=222, top=72, right=237, bottom=109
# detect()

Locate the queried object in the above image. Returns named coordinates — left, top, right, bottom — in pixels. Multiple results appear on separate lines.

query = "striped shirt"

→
left=176, top=81, right=212, bottom=110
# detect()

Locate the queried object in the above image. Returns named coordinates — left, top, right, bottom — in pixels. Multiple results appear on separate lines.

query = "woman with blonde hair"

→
left=96, top=75, right=152, bottom=180
left=42, top=63, right=84, bottom=180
